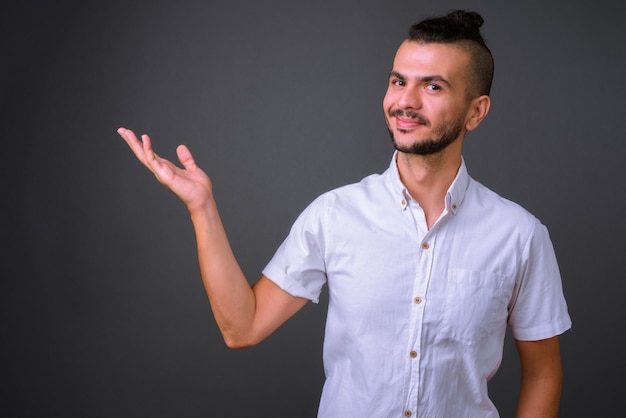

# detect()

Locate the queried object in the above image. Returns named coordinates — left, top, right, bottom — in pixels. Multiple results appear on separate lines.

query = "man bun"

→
left=408, top=9, right=487, bottom=46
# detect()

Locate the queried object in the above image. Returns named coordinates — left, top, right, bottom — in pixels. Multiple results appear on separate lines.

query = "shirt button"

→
left=422, top=242, right=429, bottom=250
left=414, top=297, right=422, bottom=304
left=410, top=350, right=418, bottom=358
left=404, top=411, right=413, bottom=417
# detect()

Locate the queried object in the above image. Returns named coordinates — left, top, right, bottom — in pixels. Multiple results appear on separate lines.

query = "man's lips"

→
left=395, top=117, right=424, bottom=130
left=388, top=109, right=429, bottom=131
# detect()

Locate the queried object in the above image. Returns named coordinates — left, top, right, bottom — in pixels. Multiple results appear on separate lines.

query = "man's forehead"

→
left=392, top=41, right=470, bottom=75
left=394, top=41, right=470, bottom=64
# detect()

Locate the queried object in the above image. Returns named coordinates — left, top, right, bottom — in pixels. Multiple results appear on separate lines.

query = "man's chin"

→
left=391, top=137, right=452, bottom=156
left=390, top=135, right=425, bottom=153
left=389, top=130, right=417, bottom=146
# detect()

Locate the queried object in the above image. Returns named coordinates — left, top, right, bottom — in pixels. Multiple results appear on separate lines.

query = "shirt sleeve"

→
left=508, top=218, right=572, bottom=341
left=262, top=195, right=328, bottom=303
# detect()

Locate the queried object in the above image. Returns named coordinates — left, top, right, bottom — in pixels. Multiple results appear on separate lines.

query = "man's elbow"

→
left=222, top=331, right=262, bottom=350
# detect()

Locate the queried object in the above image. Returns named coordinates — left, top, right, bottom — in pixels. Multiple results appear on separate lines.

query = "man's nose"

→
left=397, top=86, right=422, bottom=109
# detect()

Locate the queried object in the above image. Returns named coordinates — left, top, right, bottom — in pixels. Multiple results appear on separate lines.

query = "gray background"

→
left=1, top=0, right=623, bottom=416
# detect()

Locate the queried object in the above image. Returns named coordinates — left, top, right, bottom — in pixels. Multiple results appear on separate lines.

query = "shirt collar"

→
left=446, top=158, right=469, bottom=215
left=386, top=151, right=470, bottom=215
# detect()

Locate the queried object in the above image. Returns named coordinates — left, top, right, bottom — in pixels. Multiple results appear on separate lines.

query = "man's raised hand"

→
left=117, top=127, right=213, bottom=212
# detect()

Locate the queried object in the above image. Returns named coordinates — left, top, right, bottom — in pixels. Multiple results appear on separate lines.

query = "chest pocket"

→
left=437, top=268, right=512, bottom=347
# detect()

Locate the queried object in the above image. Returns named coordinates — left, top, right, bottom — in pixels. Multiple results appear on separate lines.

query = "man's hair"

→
left=407, top=10, right=494, bottom=96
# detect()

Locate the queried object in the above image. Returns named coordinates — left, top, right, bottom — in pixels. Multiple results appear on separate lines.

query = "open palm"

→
left=118, top=127, right=212, bottom=212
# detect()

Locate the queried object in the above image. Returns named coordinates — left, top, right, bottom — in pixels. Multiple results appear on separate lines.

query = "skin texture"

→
left=118, top=38, right=562, bottom=417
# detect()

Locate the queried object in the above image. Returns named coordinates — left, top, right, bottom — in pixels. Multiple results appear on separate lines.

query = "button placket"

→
left=403, top=201, right=436, bottom=418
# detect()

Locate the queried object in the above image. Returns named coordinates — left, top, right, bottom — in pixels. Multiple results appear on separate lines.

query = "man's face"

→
left=383, top=41, right=473, bottom=155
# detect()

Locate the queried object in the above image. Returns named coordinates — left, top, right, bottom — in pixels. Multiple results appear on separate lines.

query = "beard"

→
left=386, top=109, right=466, bottom=155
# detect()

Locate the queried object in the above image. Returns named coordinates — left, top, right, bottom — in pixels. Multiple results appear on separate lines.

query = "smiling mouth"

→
left=389, top=109, right=429, bottom=130
left=396, top=117, right=423, bottom=130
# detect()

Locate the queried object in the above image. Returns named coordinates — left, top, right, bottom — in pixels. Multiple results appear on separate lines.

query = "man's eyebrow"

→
left=388, top=71, right=451, bottom=87
left=421, top=75, right=451, bottom=87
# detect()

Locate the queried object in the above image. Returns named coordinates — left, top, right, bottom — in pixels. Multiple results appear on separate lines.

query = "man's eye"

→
left=427, top=84, right=440, bottom=91
left=392, top=79, right=405, bottom=87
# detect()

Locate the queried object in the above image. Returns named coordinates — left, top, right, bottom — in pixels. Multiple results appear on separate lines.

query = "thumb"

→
left=176, top=144, right=198, bottom=171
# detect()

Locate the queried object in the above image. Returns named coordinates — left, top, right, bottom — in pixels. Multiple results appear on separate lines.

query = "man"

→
left=118, top=10, right=571, bottom=418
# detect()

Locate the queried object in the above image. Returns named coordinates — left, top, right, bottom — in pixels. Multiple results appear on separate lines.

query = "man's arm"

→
left=514, top=336, right=563, bottom=418
left=118, top=128, right=307, bottom=349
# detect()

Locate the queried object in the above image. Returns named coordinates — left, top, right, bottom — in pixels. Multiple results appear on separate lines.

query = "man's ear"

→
left=465, top=95, right=491, bottom=131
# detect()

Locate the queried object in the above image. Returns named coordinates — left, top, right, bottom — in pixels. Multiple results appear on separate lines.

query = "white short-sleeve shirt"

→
left=263, top=152, right=572, bottom=418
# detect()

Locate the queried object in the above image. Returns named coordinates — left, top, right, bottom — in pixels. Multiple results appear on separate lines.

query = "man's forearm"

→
left=190, top=199, right=258, bottom=348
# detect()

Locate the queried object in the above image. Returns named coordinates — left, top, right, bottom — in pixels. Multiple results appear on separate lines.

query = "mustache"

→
left=388, top=109, right=430, bottom=126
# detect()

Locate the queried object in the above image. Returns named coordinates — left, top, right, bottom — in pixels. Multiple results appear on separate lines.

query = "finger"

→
left=117, top=127, right=147, bottom=162
left=176, top=144, right=198, bottom=171
left=140, top=134, right=163, bottom=168
left=118, top=127, right=140, bottom=147
left=140, top=133, right=154, bottom=156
